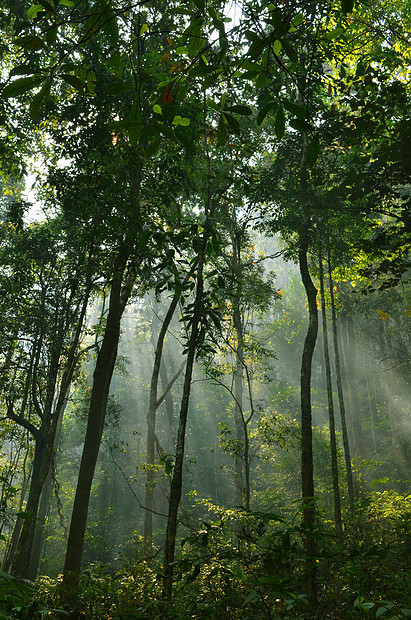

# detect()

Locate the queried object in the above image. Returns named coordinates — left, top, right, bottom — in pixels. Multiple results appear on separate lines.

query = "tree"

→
left=0, top=216, right=93, bottom=579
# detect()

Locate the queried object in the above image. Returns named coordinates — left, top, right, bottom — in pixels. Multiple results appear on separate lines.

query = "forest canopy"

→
left=0, top=0, right=410, bottom=618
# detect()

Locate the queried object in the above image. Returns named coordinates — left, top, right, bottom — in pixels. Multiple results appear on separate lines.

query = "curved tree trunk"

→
left=233, top=301, right=245, bottom=509
left=298, top=137, right=318, bottom=611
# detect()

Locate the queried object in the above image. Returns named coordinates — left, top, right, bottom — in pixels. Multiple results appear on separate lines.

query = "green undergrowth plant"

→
left=6, top=490, right=409, bottom=619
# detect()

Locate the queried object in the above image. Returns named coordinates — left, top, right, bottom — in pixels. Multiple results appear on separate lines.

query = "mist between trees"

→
left=0, top=0, right=410, bottom=618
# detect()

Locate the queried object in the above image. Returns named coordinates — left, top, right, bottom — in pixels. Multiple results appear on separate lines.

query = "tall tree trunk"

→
left=162, top=248, right=205, bottom=600
left=62, top=257, right=132, bottom=594
left=298, top=136, right=318, bottom=610
left=62, top=162, right=141, bottom=597
left=317, top=229, right=342, bottom=535
left=327, top=249, right=355, bottom=511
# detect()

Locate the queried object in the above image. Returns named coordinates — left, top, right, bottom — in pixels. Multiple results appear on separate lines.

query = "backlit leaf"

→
left=61, top=74, right=84, bottom=92
left=2, top=76, right=44, bottom=98
left=27, top=5, right=44, bottom=19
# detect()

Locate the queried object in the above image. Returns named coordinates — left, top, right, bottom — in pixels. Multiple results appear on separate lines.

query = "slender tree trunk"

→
left=162, top=248, right=205, bottom=600
left=298, top=136, right=318, bottom=610
left=233, top=302, right=245, bottom=508
left=159, top=355, right=175, bottom=449
left=378, top=317, right=407, bottom=476
left=364, top=352, right=377, bottom=453
left=144, top=291, right=182, bottom=552
left=327, top=249, right=355, bottom=511
left=345, top=311, right=365, bottom=458
left=317, top=230, right=342, bottom=535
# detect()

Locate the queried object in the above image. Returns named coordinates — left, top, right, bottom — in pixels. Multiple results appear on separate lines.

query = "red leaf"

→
left=163, top=84, right=172, bottom=104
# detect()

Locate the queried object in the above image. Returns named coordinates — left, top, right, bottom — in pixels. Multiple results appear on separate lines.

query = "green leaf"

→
left=292, top=13, right=304, bottom=26
left=224, top=113, right=240, bottom=134
left=13, top=35, right=46, bottom=51
left=224, top=104, right=252, bottom=116
left=144, top=135, right=162, bottom=158
left=243, top=590, right=259, bottom=605
left=326, top=27, right=344, bottom=40
left=17, top=511, right=31, bottom=519
left=10, top=64, right=40, bottom=77
left=39, top=0, right=55, bottom=11
left=2, top=76, right=44, bottom=98
left=59, top=0, right=75, bottom=5
left=206, top=97, right=220, bottom=112
left=153, top=104, right=162, bottom=115
left=273, top=39, right=282, bottom=55
left=140, top=23, right=149, bottom=36
left=190, top=64, right=216, bottom=78
left=275, top=104, right=285, bottom=139
left=289, top=118, right=312, bottom=132
left=257, top=101, right=276, bottom=125
left=140, top=125, right=161, bottom=141
left=185, top=17, right=204, bottom=57
left=29, top=78, right=51, bottom=118
left=61, top=74, right=84, bottom=92
left=248, top=36, right=266, bottom=59
left=280, top=38, right=298, bottom=62
left=27, top=4, right=44, bottom=19
left=306, top=136, right=320, bottom=167
left=101, top=8, right=118, bottom=45
left=282, top=100, right=306, bottom=118
left=172, top=115, right=190, bottom=126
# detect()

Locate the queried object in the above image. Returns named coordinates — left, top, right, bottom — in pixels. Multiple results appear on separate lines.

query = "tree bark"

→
left=317, top=229, right=342, bottom=535
left=298, top=136, right=318, bottom=610
left=162, top=248, right=205, bottom=600
left=62, top=257, right=132, bottom=594
left=144, top=291, right=182, bottom=552
left=378, top=317, right=407, bottom=476
left=327, top=249, right=355, bottom=511
left=233, top=301, right=245, bottom=508
left=344, top=309, right=365, bottom=458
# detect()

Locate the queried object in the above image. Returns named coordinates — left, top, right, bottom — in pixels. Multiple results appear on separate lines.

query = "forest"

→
left=0, top=0, right=410, bottom=618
